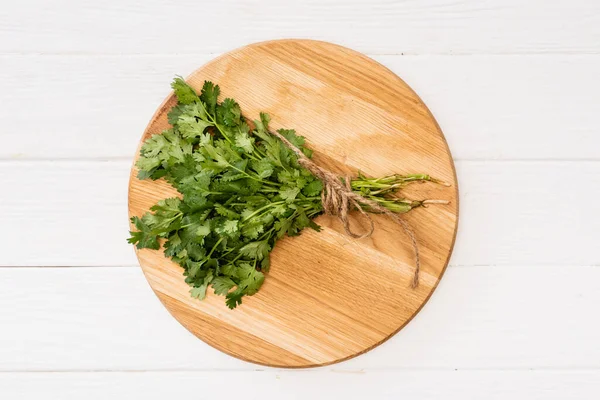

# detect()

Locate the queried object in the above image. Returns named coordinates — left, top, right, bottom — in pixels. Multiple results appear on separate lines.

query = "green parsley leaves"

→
left=129, top=78, right=323, bottom=309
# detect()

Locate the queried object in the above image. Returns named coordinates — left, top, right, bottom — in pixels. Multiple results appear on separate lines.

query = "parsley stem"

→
left=225, top=162, right=279, bottom=187
left=242, top=201, right=285, bottom=222
left=350, top=174, right=448, bottom=193
left=258, top=227, right=276, bottom=240
left=200, top=101, right=229, bottom=140
left=253, top=146, right=267, bottom=159
left=215, top=122, right=235, bottom=146
left=207, top=237, right=224, bottom=258
left=224, top=251, right=245, bottom=265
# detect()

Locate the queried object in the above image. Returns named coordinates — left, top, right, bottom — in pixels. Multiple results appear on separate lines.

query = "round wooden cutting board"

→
left=128, top=40, right=458, bottom=368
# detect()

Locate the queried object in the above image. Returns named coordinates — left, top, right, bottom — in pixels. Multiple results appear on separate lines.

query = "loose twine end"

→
left=272, top=130, right=426, bottom=288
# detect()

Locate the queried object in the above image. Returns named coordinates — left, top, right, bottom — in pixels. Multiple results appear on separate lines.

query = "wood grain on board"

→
left=128, top=40, right=458, bottom=367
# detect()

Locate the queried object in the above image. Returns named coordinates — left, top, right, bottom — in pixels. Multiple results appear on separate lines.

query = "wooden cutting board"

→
left=128, top=40, right=458, bottom=368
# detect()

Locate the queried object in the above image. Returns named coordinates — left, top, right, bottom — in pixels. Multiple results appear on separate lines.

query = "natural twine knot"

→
left=272, top=130, right=421, bottom=288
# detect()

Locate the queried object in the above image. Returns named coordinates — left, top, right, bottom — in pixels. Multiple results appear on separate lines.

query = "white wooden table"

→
left=2, top=1, right=599, bottom=398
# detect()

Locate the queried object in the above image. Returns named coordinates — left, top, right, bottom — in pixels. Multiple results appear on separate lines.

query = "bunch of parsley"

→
left=129, top=78, right=442, bottom=308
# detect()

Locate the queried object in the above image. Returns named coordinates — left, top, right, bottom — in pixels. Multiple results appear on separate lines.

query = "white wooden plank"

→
left=376, top=55, right=600, bottom=161
left=1, top=160, right=599, bottom=267
left=1, top=0, right=599, bottom=55
left=452, top=160, right=600, bottom=267
left=2, top=370, right=600, bottom=400
left=1, top=266, right=599, bottom=371
left=1, top=55, right=599, bottom=160
left=0, top=161, right=137, bottom=267
left=0, top=55, right=210, bottom=161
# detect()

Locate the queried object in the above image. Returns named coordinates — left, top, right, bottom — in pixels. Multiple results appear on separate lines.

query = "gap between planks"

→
left=3, top=51, right=600, bottom=57
left=5, top=366, right=600, bottom=373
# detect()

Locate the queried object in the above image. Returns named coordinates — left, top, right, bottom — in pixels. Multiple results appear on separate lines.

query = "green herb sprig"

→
left=129, top=77, right=447, bottom=309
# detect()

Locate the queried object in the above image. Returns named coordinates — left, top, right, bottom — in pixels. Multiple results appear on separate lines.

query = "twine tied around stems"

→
left=271, top=130, right=422, bottom=288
